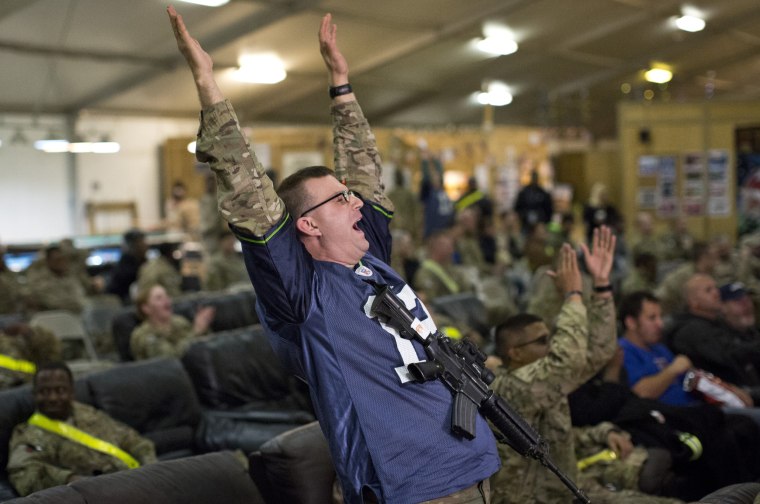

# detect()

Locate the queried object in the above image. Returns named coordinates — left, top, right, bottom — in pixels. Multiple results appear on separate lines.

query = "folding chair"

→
left=29, top=310, right=98, bottom=361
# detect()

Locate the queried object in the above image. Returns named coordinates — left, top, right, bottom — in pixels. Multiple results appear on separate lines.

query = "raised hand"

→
left=167, top=5, right=223, bottom=107
left=319, top=13, right=349, bottom=86
left=547, top=243, right=582, bottom=297
left=579, top=226, right=616, bottom=286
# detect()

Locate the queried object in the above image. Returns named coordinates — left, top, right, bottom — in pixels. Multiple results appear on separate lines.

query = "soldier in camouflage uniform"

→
left=136, top=243, right=183, bottom=298
left=0, top=324, right=61, bottom=390
left=0, top=247, right=26, bottom=314
left=7, top=362, right=156, bottom=495
left=414, top=230, right=474, bottom=300
left=387, top=169, right=422, bottom=247
left=203, top=230, right=247, bottom=291
left=130, top=284, right=214, bottom=360
left=489, top=229, right=682, bottom=504
left=621, top=252, right=658, bottom=297
left=25, top=245, right=87, bottom=314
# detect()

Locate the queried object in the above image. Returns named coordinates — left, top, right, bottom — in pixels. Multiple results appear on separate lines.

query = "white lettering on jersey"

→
left=363, top=285, right=437, bottom=384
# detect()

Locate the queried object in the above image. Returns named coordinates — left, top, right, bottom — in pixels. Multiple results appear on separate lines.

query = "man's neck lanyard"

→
left=0, top=354, right=36, bottom=375
left=28, top=412, right=140, bottom=469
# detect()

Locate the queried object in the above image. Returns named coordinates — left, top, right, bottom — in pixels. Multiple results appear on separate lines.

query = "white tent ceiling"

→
left=2, top=0, right=760, bottom=139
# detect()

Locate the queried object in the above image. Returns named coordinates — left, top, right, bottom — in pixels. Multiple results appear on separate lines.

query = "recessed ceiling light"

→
left=477, top=82, right=513, bottom=106
left=233, top=55, right=287, bottom=84
left=645, top=68, right=673, bottom=84
left=177, top=0, right=230, bottom=7
left=476, top=36, right=518, bottom=56
left=675, top=15, right=705, bottom=32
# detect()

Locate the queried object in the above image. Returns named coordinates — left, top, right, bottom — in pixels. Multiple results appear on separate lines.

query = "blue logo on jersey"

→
left=355, top=265, right=373, bottom=277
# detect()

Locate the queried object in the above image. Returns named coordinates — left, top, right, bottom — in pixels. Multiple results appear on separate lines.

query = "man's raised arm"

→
left=167, top=5, right=284, bottom=237
left=319, top=14, right=394, bottom=211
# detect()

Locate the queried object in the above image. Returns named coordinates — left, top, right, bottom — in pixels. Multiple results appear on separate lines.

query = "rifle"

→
left=370, top=283, right=589, bottom=504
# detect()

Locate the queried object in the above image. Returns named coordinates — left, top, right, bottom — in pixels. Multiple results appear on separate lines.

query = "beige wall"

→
left=617, top=100, right=760, bottom=243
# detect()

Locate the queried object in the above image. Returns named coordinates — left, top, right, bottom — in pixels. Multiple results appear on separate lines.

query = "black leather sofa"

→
left=0, top=340, right=314, bottom=501
left=0, top=358, right=200, bottom=501
left=3, top=451, right=264, bottom=504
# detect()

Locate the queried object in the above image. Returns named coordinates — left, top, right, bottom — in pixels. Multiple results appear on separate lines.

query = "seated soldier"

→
left=489, top=229, right=680, bottom=503
left=25, top=245, right=88, bottom=314
left=129, top=283, right=215, bottom=360
left=7, top=362, right=156, bottom=495
left=203, top=230, right=247, bottom=291
left=136, top=243, right=183, bottom=298
left=0, top=323, right=61, bottom=390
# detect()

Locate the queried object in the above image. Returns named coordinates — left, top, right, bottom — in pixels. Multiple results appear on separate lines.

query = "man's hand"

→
left=319, top=13, right=349, bottom=86
left=547, top=243, right=582, bottom=299
left=580, top=226, right=616, bottom=287
left=193, top=305, right=216, bottom=335
left=167, top=5, right=223, bottom=107
left=606, top=430, right=633, bottom=460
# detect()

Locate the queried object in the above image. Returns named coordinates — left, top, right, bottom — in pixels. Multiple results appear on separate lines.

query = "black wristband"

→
left=329, top=83, right=352, bottom=99
left=593, top=284, right=613, bottom=293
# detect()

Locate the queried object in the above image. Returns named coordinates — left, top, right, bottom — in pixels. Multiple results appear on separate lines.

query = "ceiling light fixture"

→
left=645, top=67, right=673, bottom=84
left=187, top=141, right=196, bottom=154
left=177, top=0, right=230, bottom=7
left=476, top=23, right=518, bottom=56
left=476, top=35, right=518, bottom=56
left=34, top=136, right=120, bottom=154
left=477, top=81, right=513, bottom=106
left=233, top=54, right=287, bottom=84
left=675, top=14, right=705, bottom=32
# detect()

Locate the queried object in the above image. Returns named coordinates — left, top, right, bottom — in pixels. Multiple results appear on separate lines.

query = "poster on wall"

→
left=707, top=149, right=730, bottom=216
left=681, top=152, right=705, bottom=216
left=638, top=155, right=660, bottom=177
left=738, top=153, right=760, bottom=234
left=650, top=155, right=678, bottom=218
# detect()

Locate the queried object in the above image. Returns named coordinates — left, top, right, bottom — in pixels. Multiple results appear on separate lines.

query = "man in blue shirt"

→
left=619, top=291, right=695, bottom=406
left=167, top=7, right=499, bottom=503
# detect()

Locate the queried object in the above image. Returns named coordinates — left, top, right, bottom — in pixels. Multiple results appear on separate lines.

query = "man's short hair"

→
left=277, top=165, right=336, bottom=219
left=33, top=361, right=73, bottom=387
left=45, top=245, right=62, bottom=260
left=124, top=228, right=145, bottom=247
left=493, top=313, right=544, bottom=353
left=619, top=291, right=659, bottom=326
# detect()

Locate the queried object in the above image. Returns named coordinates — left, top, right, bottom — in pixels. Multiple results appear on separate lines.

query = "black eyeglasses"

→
left=299, top=189, right=355, bottom=218
left=512, top=334, right=549, bottom=348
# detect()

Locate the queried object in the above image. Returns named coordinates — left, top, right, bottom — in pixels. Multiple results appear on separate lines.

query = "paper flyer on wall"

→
left=707, top=149, right=730, bottom=216
left=652, top=156, right=678, bottom=218
left=681, top=152, right=705, bottom=216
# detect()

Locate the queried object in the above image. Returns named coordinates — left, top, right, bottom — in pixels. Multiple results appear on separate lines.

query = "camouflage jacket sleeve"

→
left=583, top=295, right=617, bottom=378
left=7, top=424, right=74, bottom=495
left=573, top=422, right=617, bottom=451
left=331, top=100, right=394, bottom=212
left=102, top=414, right=157, bottom=465
left=196, top=99, right=285, bottom=237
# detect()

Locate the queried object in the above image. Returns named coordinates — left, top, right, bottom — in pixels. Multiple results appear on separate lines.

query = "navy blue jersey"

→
left=235, top=197, right=500, bottom=503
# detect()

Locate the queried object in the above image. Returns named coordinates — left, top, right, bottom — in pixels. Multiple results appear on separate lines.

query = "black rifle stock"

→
left=370, top=283, right=589, bottom=504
